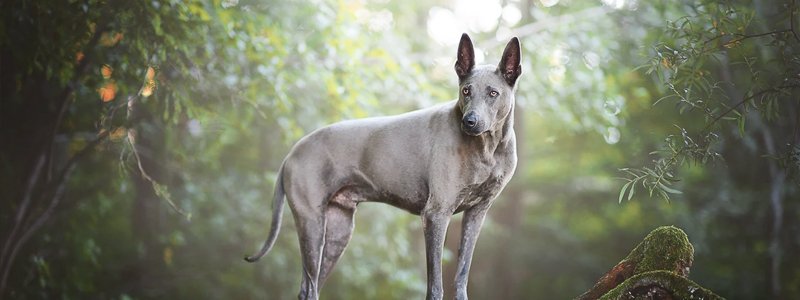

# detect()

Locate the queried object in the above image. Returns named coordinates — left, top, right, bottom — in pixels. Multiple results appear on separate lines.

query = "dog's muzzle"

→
left=461, top=111, right=482, bottom=136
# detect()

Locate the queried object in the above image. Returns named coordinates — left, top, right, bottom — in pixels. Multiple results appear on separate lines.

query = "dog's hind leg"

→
left=318, top=201, right=356, bottom=288
left=294, top=209, right=325, bottom=300
left=283, top=160, right=331, bottom=300
left=287, top=186, right=327, bottom=300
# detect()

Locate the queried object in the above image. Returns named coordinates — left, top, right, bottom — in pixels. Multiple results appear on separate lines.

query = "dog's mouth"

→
left=461, top=125, right=485, bottom=136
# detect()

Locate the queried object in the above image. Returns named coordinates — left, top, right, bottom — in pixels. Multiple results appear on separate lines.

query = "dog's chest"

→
left=454, top=173, right=506, bottom=212
left=453, top=139, right=516, bottom=211
left=454, top=147, right=514, bottom=210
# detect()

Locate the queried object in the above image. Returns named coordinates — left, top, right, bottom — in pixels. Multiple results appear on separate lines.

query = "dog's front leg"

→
left=454, top=202, right=491, bottom=300
left=422, top=210, right=451, bottom=300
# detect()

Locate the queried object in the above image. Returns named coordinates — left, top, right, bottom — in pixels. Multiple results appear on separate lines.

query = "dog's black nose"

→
left=462, top=112, right=478, bottom=129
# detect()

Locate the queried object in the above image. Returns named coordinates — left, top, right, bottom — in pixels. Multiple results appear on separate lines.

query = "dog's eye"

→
left=462, top=87, right=470, bottom=96
left=489, top=91, right=499, bottom=97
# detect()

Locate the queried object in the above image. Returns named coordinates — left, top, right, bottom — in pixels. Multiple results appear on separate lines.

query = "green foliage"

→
left=622, top=0, right=800, bottom=201
left=1, top=0, right=799, bottom=299
left=619, top=129, right=721, bottom=202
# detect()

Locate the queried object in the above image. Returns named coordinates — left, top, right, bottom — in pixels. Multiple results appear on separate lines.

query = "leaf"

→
left=659, top=189, right=671, bottom=203
left=101, top=64, right=113, bottom=78
left=619, top=181, right=632, bottom=204
left=658, top=182, right=683, bottom=194
left=98, top=81, right=117, bottom=102
left=737, top=115, right=746, bottom=136
left=141, top=66, right=157, bottom=97
left=152, top=181, right=192, bottom=221
left=152, top=15, right=163, bottom=36
left=628, top=182, right=637, bottom=201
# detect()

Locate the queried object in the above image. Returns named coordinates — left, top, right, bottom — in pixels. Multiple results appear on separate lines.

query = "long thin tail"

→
left=244, top=162, right=286, bottom=263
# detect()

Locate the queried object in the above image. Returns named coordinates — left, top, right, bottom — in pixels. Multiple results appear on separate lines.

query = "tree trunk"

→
left=759, top=117, right=786, bottom=300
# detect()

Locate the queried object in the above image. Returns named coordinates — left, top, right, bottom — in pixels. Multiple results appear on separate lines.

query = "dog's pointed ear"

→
left=454, top=33, right=475, bottom=81
left=498, top=37, right=522, bottom=87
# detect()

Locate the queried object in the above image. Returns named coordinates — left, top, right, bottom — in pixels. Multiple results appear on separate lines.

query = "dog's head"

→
left=454, top=33, right=521, bottom=136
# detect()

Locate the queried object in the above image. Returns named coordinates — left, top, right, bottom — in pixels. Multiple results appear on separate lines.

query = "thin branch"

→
left=45, top=24, right=110, bottom=181
left=126, top=94, right=190, bottom=219
left=701, top=85, right=800, bottom=133
left=0, top=127, right=111, bottom=295
left=703, top=33, right=727, bottom=47
left=792, top=0, right=800, bottom=42
left=0, top=155, right=45, bottom=274
left=703, top=29, right=792, bottom=53
left=0, top=164, right=74, bottom=296
left=731, top=29, right=792, bottom=39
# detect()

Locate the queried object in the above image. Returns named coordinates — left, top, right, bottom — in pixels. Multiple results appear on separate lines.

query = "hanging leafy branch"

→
left=619, top=0, right=800, bottom=202
left=619, top=127, right=722, bottom=202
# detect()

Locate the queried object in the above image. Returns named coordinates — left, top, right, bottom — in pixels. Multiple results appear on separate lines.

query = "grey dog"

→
left=245, top=33, right=521, bottom=300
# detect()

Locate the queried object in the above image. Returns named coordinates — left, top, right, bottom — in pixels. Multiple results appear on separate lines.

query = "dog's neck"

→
left=497, top=101, right=515, bottom=145
left=486, top=101, right=515, bottom=155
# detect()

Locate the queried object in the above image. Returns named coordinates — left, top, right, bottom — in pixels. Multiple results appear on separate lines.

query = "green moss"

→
left=578, top=226, right=723, bottom=299
left=599, top=270, right=724, bottom=300
left=624, top=225, right=694, bottom=276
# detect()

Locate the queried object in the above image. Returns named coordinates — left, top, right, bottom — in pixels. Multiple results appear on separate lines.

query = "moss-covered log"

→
left=576, top=226, right=723, bottom=300
left=599, top=270, right=723, bottom=300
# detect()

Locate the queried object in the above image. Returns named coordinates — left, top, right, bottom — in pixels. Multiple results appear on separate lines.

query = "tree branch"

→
left=0, top=155, right=45, bottom=276
left=45, top=23, right=110, bottom=181
left=0, top=164, right=74, bottom=297
left=126, top=94, right=190, bottom=219
left=0, top=128, right=111, bottom=295
left=701, top=85, right=800, bottom=133
left=703, top=29, right=792, bottom=53
left=792, top=0, right=800, bottom=42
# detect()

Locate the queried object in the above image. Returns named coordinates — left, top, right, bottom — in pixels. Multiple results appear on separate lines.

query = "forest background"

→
left=1, top=0, right=799, bottom=299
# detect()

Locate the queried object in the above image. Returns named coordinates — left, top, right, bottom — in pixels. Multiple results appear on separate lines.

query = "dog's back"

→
left=282, top=100, right=459, bottom=214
